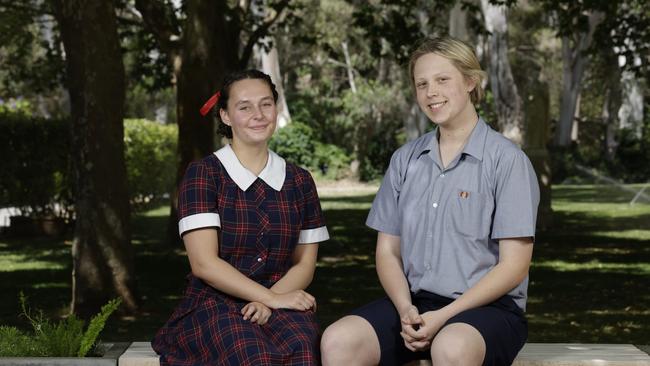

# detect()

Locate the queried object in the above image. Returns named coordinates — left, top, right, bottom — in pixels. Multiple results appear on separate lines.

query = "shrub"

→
left=269, top=121, right=317, bottom=168
left=313, top=142, right=351, bottom=180
left=123, top=119, right=177, bottom=210
left=0, top=293, right=121, bottom=357
left=270, top=122, right=351, bottom=179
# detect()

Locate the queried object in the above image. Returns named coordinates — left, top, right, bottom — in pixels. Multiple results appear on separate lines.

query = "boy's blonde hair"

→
left=408, top=36, right=487, bottom=104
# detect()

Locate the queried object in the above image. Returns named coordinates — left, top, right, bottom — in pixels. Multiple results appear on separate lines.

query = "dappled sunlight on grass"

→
left=0, top=253, right=66, bottom=272
left=587, top=230, right=650, bottom=241
left=531, top=259, right=650, bottom=274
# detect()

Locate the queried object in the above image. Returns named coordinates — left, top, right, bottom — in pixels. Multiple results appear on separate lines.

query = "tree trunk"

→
left=449, top=1, right=469, bottom=40
left=480, top=0, right=524, bottom=145
left=402, top=6, right=434, bottom=143
left=554, top=11, right=604, bottom=147
left=405, top=102, right=429, bottom=141
left=53, top=0, right=138, bottom=317
left=601, top=49, right=622, bottom=162
left=256, top=37, right=291, bottom=128
left=523, top=74, right=553, bottom=230
left=618, top=70, right=644, bottom=138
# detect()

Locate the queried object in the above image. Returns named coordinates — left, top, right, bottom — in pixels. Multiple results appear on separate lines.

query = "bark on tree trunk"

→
left=54, top=0, right=138, bottom=317
left=480, top=0, right=524, bottom=145
left=554, top=11, right=604, bottom=147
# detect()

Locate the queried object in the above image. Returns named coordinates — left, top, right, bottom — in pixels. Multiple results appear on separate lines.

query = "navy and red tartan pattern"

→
left=153, top=154, right=326, bottom=365
left=152, top=276, right=320, bottom=366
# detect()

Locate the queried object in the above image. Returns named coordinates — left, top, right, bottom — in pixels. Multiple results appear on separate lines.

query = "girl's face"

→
left=413, top=52, right=476, bottom=128
left=220, top=78, right=277, bottom=146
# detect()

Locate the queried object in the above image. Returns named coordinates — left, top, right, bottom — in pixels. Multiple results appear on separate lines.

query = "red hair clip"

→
left=199, top=91, right=221, bottom=116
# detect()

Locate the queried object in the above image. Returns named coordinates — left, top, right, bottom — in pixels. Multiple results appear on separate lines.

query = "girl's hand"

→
left=266, top=290, right=317, bottom=311
left=241, top=302, right=272, bottom=325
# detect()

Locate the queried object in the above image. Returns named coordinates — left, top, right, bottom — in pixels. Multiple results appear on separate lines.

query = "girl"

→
left=153, top=69, right=329, bottom=365
left=321, top=36, right=539, bottom=366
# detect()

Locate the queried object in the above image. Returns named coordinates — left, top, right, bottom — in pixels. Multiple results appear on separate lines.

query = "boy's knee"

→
left=321, top=317, right=379, bottom=365
left=321, top=324, right=350, bottom=353
left=430, top=325, right=485, bottom=366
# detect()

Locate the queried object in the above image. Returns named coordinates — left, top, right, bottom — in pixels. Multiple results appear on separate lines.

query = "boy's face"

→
left=413, top=52, right=476, bottom=128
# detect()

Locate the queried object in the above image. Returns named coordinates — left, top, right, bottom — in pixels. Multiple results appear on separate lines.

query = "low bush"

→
left=270, top=121, right=351, bottom=179
left=124, top=119, right=177, bottom=210
left=0, top=293, right=121, bottom=357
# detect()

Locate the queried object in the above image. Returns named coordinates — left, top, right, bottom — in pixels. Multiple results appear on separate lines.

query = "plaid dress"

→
left=152, top=151, right=328, bottom=366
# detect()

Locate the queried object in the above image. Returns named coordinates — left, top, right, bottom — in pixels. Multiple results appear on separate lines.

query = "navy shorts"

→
left=349, top=291, right=527, bottom=366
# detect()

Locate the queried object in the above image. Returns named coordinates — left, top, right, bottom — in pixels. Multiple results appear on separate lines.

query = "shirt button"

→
left=440, top=173, right=445, bottom=177
left=432, top=202, right=438, bottom=208
left=425, top=264, right=431, bottom=270
left=257, top=257, right=262, bottom=262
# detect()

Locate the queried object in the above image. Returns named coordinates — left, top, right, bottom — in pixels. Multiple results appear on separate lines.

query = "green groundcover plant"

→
left=0, top=293, right=121, bottom=357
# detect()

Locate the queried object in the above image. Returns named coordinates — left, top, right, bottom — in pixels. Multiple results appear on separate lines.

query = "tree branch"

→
left=134, top=0, right=181, bottom=54
left=238, top=0, right=289, bottom=68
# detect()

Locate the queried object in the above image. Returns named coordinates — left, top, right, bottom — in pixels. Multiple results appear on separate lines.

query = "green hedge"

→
left=0, top=112, right=70, bottom=215
left=0, top=113, right=177, bottom=215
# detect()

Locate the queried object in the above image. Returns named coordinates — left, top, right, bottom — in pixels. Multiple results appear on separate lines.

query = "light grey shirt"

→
left=366, top=118, right=539, bottom=310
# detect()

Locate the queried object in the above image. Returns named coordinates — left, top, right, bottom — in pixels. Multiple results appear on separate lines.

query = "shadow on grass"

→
left=527, top=268, right=649, bottom=342
left=549, top=210, right=650, bottom=232
left=319, top=194, right=377, bottom=204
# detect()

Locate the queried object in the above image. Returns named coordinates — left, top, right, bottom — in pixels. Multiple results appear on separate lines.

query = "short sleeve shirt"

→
left=176, top=144, right=329, bottom=286
left=366, top=118, right=539, bottom=310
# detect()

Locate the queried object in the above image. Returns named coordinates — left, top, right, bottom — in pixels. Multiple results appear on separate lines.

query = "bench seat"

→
left=118, top=342, right=650, bottom=366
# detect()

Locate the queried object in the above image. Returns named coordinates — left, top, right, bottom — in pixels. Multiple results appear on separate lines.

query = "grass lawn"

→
left=0, top=184, right=648, bottom=345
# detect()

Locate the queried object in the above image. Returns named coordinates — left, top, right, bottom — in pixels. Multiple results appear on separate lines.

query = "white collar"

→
left=214, top=144, right=286, bottom=191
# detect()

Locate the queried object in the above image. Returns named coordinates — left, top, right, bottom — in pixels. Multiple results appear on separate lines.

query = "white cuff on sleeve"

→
left=298, top=226, right=329, bottom=244
left=178, top=213, right=221, bottom=237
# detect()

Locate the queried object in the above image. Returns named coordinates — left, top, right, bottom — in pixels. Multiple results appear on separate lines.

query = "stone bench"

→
left=118, top=342, right=650, bottom=365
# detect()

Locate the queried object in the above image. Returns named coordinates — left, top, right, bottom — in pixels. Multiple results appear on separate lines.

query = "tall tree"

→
left=52, top=0, right=138, bottom=316
left=134, top=0, right=292, bottom=243
left=480, top=0, right=524, bottom=144
left=556, top=11, right=604, bottom=147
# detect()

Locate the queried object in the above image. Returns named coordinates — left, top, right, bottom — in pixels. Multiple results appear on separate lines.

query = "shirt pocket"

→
left=447, top=189, right=491, bottom=240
